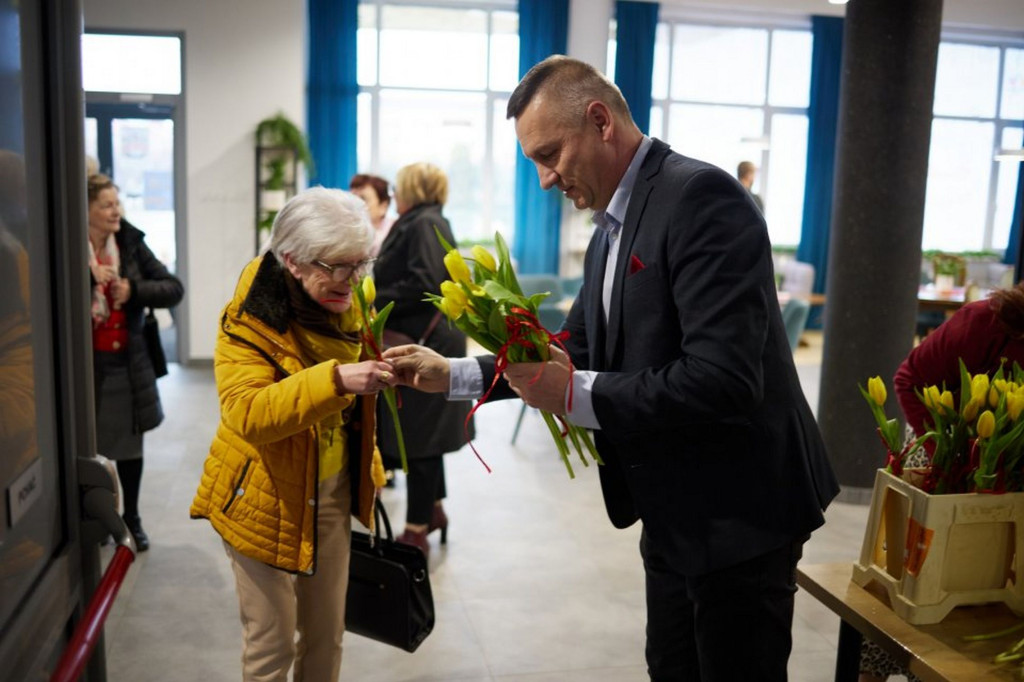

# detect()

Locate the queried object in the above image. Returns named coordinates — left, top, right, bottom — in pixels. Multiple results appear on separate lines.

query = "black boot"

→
left=123, top=514, right=150, bottom=552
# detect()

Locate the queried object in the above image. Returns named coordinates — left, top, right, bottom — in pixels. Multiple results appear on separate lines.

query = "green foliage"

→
left=255, top=113, right=314, bottom=173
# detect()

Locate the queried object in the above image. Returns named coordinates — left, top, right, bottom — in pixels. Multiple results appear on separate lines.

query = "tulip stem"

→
left=383, top=387, right=408, bottom=474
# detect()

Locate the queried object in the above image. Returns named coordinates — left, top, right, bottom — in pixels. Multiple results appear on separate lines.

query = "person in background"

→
left=88, top=173, right=184, bottom=551
left=385, top=55, right=839, bottom=681
left=190, top=187, right=395, bottom=681
left=859, top=282, right=1024, bottom=682
left=349, top=173, right=394, bottom=257
left=372, top=161, right=473, bottom=558
left=737, top=160, right=765, bottom=213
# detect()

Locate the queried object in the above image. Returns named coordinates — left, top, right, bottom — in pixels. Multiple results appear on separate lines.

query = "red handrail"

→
left=51, top=545, right=135, bottom=682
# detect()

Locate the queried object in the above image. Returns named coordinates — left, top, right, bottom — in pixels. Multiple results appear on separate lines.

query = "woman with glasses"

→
left=191, top=187, right=396, bottom=680
left=373, top=161, right=473, bottom=558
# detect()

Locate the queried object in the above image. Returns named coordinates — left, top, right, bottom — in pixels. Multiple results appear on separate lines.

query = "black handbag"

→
left=143, top=308, right=168, bottom=378
left=346, top=498, right=434, bottom=652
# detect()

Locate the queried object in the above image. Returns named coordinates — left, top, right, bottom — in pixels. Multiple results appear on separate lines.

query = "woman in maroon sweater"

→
left=894, top=283, right=1024, bottom=436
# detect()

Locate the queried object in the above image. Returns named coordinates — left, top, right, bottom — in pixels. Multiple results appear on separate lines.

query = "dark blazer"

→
left=374, top=203, right=474, bottom=458
left=92, top=219, right=184, bottom=433
left=483, top=139, right=838, bottom=576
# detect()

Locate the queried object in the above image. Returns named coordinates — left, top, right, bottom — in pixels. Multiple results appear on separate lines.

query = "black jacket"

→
left=92, top=219, right=184, bottom=433
left=374, top=203, right=474, bottom=458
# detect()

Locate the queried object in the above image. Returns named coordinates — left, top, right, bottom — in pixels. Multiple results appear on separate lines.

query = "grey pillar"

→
left=819, top=0, right=943, bottom=500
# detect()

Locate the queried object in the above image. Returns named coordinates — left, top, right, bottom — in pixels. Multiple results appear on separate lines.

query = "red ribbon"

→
left=461, top=306, right=574, bottom=471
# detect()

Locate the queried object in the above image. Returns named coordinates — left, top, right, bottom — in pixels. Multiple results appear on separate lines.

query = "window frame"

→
left=356, top=0, right=517, bottom=244
left=646, top=9, right=813, bottom=248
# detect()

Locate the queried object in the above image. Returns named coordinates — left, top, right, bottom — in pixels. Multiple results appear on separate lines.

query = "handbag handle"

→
left=416, top=310, right=444, bottom=345
left=371, top=497, right=394, bottom=546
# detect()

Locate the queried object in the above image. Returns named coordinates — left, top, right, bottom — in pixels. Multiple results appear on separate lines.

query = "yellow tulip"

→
left=440, top=280, right=468, bottom=308
left=444, top=250, right=471, bottom=284
left=939, top=390, right=955, bottom=414
left=439, top=296, right=464, bottom=320
left=1008, top=392, right=1024, bottom=421
left=963, top=397, right=982, bottom=422
left=471, top=245, right=497, bottom=272
left=977, top=410, right=996, bottom=439
left=971, top=373, right=990, bottom=403
left=922, top=385, right=940, bottom=411
left=867, top=376, right=886, bottom=406
left=990, top=384, right=1001, bottom=408
left=361, top=276, right=376, bottom=305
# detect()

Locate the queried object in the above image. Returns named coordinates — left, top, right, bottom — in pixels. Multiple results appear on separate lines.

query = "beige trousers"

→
left=225, top=471, right=352, bottom=682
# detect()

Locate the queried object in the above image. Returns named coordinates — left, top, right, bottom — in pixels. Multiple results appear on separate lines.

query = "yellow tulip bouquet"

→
left=353, top=276, right=409, bottom=473
left=427, top=230, right=602, bottom=479
left=861, top=359, right=1024, bottom=494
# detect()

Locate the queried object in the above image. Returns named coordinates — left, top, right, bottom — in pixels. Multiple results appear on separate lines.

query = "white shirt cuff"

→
left=566, top=370, right=601, bottom=430
left=448, top=357, right=484, bottom=400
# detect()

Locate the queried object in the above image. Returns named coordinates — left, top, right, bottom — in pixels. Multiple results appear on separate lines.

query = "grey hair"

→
left=268, top=186, right=374, bottom=265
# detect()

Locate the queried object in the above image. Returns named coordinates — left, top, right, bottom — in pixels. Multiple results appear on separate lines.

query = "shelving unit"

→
left=254, top=145, right=298, bottom=254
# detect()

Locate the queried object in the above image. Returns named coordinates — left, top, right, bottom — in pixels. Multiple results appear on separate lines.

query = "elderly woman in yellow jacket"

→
left=191, top=187, right=396, bottom=681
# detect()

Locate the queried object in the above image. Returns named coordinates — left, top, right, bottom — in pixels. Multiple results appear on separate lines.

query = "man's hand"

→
left=503, top=346, right=570, bottom=415
left=382, top=344, right=451, bottom=393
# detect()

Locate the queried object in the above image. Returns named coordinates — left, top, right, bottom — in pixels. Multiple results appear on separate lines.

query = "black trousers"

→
left=384, top=454, right=446, bottom=526
left=642, top=530, right=808, bottom=682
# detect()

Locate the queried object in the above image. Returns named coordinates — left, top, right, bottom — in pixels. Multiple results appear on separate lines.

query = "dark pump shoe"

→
left=397, top=528, right=429, bottom=558
left=428, top=504, right=448, bottom=545
left=123, top=515, right=150, bottom=552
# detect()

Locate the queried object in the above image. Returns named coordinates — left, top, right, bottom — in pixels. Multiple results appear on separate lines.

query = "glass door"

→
left=0, top=0, right=98, bottom=677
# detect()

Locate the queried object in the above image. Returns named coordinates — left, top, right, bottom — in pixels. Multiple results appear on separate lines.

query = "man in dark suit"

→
left=386, top=55, right=839, bottom=681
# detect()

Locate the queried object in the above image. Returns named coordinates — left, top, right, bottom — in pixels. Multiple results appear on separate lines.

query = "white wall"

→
left=84, top=0, right=305, bottom=361
left=83, top=0, right=1022, bottom=360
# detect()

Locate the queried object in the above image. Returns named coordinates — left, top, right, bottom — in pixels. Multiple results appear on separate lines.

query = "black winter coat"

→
left=92, top=219, right=184, bottom=434
left=373, top=203, right=474, bottom=459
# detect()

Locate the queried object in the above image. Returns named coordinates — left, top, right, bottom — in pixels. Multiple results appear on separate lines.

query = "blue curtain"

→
left=614, top=2, right=659, bottom=136
left=307, top=0, right=358, bottom=189
left=796, top=15, right=844, bottom=328
left=1009, top=164, right=1024, bottom=281
left=512, top=0, right=568, bottom=274
left=1005, top=163, right=1023, bottom=281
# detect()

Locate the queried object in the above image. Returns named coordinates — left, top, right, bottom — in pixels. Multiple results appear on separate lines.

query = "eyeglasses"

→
left=310, top=258, right=375, bottom=281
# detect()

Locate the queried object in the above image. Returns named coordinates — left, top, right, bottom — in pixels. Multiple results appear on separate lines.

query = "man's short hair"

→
left=506, top=54, right=634, bottom=128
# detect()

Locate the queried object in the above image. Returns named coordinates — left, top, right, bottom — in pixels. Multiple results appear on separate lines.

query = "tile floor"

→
left=99, top=331, right=905, bottom=681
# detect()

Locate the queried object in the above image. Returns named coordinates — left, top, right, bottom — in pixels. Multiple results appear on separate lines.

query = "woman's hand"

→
left=90, top=263, right=118, bottom=284
left=109, top=278, right=131, bottom=308
left=333, top=360, right=398, bottom=395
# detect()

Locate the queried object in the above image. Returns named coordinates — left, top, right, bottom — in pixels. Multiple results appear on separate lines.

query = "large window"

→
left=922, top=39, right=1023, bottom=253
left=356, top=1, right=518, bottom=243
left=646, top=17, right=813, bottom=247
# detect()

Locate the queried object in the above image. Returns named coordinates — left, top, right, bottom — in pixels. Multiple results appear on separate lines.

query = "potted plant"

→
left=255, top=113, right=314, bottom=173
left=255, top=113, right=314, bottom=250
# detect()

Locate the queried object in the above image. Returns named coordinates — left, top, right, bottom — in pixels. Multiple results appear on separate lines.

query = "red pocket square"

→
left=629, top=254, right=646, bottom=275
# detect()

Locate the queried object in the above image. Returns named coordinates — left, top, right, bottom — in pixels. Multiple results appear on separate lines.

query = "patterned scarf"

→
left=88, top=234, right=119, bottom=325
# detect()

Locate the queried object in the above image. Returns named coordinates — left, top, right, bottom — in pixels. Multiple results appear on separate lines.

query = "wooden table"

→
left=777, top=290, right=827, bottom=306
left=917, top=284, right=968, bottom=315
left=797, top=562, right=1022, bottom=682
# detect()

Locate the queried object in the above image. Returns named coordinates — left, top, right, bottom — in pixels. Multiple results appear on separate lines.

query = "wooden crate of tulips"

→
left=853, top=366, right=1024, bottom=626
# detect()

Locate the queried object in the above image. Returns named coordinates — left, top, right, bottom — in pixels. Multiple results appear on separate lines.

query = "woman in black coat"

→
left=372, top=162, right=473, bottom=557
left=87, top=173, right=184, bottom=551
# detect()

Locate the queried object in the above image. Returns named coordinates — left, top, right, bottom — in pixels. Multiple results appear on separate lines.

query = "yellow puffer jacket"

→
left=190, top=253, right=381, bottom=574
